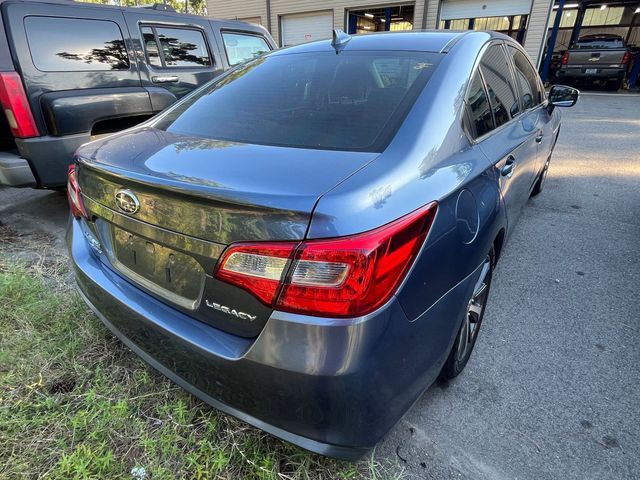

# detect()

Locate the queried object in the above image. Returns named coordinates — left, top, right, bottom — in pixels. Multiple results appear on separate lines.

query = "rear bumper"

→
left=0, top=151, right=36, bottom=187
left=68, top=217, right=474, bottom=459
left=557, top=67, right=624, bottom=82
left=16, top=133, right=92, bottom=187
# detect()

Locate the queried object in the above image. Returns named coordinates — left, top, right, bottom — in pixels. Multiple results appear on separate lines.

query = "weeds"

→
left=0, top=262, right=396, bottom=479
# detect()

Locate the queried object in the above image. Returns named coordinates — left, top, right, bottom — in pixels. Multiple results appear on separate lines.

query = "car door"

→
left=124, top=11, right=224, bottom=105
left=506, top=44, right=552, bottom=180
left=475, top=43, right=538, bottom=233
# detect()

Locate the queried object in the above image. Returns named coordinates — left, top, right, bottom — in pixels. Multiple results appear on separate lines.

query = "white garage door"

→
left=440, top=0, right=532, bottom=20
left=281, top=11, right=333, bottom=47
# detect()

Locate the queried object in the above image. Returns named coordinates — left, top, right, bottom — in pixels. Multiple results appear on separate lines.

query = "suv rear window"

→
left=155, top=51, right=441, bottom=152
left=24, top=16, right=129, bottom=71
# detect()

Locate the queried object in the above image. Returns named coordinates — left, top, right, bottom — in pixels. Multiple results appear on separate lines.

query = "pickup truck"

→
left=0, top=0, right=275, bottom=189
left=556, top=34, right=631, bottom=91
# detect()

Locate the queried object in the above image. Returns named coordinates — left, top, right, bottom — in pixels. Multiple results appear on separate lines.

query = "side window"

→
left=141, top=27, right=162, bottom=67
left=141, top=26, right=211, bottom=68
left=480, top=44, right=520, bottom=127
left=222, top=32, right=270, bottom=66
left=24, top=16, right=129, bottom=71
left=466, top=71, right=494, bottom=139
left=507, top=46, right=543, bottom=109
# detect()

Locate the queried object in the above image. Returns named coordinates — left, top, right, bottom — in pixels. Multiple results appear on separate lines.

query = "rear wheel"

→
left=531, top=157, right=550, bottom=197
left=441, top=249, right=494, bottom=379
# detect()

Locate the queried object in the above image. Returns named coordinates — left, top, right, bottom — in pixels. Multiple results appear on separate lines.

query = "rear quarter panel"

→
left=308, top=33, right=507, bottom=320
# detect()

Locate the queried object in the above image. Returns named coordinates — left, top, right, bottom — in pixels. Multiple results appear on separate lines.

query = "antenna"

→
left=331, top=29, right=352, bottom=54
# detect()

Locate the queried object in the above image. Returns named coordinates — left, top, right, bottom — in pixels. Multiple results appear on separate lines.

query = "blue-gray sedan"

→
left=67, top=30, right=578, bottom=460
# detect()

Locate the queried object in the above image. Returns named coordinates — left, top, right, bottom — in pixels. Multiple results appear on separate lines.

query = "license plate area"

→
left=110, top=226, right=205, bottom=310
left=585, top=68, right=598, bottom=75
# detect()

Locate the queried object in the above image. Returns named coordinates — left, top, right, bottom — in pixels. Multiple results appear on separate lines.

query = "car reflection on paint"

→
left=67, top=30, right=578, bottom=459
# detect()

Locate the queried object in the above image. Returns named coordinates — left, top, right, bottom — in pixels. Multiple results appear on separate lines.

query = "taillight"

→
left=214, top=203, right=438, bottom=318
left=0, top=72, right=39, bottom=138
left=67, top=164, right=88, bottom=219
left=561, top=52, right=570, bottom=66
left=622, top=51, right=631, bottom=65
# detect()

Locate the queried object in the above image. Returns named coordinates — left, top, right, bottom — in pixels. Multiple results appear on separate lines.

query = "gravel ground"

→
left=0, top=93, right=638, bottom=480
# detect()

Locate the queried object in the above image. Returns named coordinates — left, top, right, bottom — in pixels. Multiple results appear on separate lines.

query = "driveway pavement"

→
left=0, top=94, right=638, bottom=480
left=378, top=93, right=640, bottom=479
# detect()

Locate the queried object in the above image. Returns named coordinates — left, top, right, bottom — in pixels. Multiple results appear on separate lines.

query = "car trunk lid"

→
left=76, top=127, right=378, bottom=337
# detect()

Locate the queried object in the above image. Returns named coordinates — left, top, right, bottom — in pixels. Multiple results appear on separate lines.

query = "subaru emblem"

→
left=114, top=189, right=140, bottom=214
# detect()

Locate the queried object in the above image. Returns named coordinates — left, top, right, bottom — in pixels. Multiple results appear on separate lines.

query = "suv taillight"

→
left=622, top=50, right=631, bottom=65
left=215, top=203, right=438, bottom=318
left=67, top=165, right=88, bottom=219
left=561, top=52, right=570, bottom=65
left=0, top=72, right=39, bottom=138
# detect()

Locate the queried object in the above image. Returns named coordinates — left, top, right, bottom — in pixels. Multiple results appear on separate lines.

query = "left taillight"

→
left=67, top=164, right=88, bottom=219
left=214, top=202, right=438, bottom=318
left=0, top=72, right=39, bottom=139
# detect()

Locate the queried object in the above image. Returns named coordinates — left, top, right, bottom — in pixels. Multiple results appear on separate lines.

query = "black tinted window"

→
left=467, top=72, right=494, bottom=138
left=480, top=45, right=519, bottom=127
left=155, top=52, right=441, bottom=152
left=141, top=26, right=211, bottom=68
left=25, top=17, right=128, bottom=71
left=508, top=46, right=542, bottom=109
left=141, top=27, right=162, bottom=67
left=222, top=32, right=270, bottom=66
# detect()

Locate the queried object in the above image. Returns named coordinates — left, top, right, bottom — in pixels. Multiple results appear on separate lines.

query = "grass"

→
left=0, top=259, right=395, bottom=479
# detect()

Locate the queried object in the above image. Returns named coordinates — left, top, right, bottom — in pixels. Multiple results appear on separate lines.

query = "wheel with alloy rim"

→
left=531, top=158, right=550, bottom=197
left=441, top=249, right=494, bottom=379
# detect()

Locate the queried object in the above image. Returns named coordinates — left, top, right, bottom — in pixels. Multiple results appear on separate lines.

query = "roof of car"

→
left=0, top=0, right=256, bottom=26
left=272, top=30, right=501, bottom=56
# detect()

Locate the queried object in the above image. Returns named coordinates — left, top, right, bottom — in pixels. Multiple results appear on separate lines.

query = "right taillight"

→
left=622, top=50, right=631, bottom=65
left=67, top=164, right=88, bottom=219
left=214, top=202, right=438, bottom=318
left=0, top=72, right=39, bottom=138
left=561, top=51, right=570, bottom=65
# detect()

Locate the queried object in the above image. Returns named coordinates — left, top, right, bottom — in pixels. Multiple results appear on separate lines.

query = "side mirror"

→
left=548, top=85, right=579, bottom=108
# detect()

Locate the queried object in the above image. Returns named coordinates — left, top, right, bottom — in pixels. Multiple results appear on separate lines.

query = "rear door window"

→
left=24, top=16, right=129, bottom=71
left=466, top=71, right=494, bottom=139
left=507, top=46, right=542, bottom=110
left=480, top=44, right=520, bottom=127
left=141, top=26, right=211, bottom=68
left=222, top=32, right=270, bottom=66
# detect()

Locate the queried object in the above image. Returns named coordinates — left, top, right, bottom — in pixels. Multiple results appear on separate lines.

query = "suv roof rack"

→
left=136, top=3, right=176, bottom=12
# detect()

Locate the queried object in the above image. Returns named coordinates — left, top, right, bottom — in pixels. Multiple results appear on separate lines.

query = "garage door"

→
left=281, top=11, right=333, bottom=47
left=440, top=0, right=532, bottom=20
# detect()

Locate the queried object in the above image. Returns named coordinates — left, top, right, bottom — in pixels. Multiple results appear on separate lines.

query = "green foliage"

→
left=0, top=262, right=392, bottom=479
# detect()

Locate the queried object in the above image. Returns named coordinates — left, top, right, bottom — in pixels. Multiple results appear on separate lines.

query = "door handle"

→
left=152, top=75, right=179, bottom=83
left=535, top=132, right=544, bottom=143
left=501, top=156, right=515, bottom=178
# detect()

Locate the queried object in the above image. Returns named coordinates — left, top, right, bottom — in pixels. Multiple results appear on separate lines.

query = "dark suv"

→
left=0, top=0, right=275, bottom=188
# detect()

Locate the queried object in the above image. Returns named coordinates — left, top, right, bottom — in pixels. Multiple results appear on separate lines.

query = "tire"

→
left=441, top=248, right=494, bottom=380
left=607, top=79, right=622, bottom=91
left=531, top=156, right=550, bottom=197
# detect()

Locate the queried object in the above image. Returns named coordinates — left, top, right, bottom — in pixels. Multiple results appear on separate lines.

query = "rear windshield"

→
left=575, top=37, right=624, bottom=49
left=154, top=51, right=442, bottom=152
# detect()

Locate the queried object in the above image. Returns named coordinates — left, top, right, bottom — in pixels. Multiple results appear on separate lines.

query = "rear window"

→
left=575, top=37, right=624, bottom=49
left=155, top=51, right=441, bottom=152
left=24, top=16, right=129, bottom=72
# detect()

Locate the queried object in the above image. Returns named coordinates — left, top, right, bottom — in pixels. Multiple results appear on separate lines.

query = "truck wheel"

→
left=607, top=79, right=622, bottom=91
